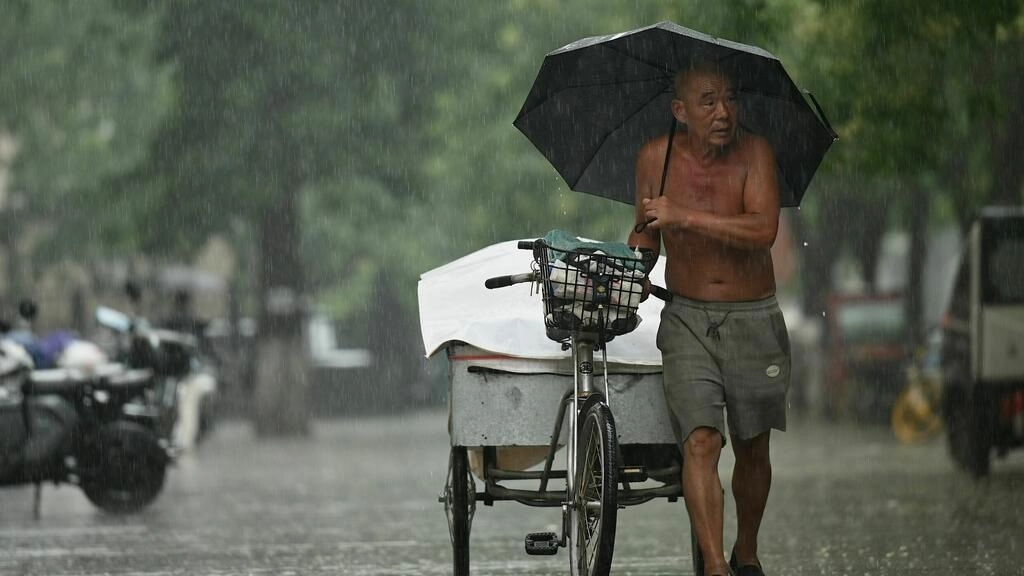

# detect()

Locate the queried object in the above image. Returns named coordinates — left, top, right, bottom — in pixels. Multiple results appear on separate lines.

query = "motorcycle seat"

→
left=27, top=366, right=154, bottom=395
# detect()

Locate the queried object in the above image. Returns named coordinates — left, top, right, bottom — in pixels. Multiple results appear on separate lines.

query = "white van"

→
left=941, top=206, right=1024, bottom=476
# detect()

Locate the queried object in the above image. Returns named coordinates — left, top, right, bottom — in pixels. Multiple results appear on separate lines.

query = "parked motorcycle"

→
left=96, top=302, right=218, bottom=451
left=0, top=336, right=170, bottom=515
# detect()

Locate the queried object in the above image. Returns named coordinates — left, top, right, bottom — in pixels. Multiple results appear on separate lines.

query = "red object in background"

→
left=999, top=387, right=1024, bottom=436
left=825, top=292, right=910, bottom=414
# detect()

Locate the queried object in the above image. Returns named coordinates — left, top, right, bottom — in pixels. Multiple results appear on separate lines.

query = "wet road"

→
left=1, top=409, right=1023, bottom=575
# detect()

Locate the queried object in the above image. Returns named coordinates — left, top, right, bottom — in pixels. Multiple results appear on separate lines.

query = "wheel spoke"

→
left=569, top=397, right=617, bottom=576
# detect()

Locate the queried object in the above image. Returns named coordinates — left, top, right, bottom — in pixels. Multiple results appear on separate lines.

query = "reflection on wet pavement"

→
left=1, top=410, right=1022, bottom=575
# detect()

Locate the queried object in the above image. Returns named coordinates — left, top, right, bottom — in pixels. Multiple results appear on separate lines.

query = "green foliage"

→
left=803, top=0, right=1024, bottom=214
left=0, top=1, right=168, bottom=258
left=6, top=0, right=1024, bottom=343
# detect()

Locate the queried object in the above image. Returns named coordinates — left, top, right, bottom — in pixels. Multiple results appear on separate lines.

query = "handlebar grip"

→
left=649, top=284, right=672, bottom=302
left=485, top=275, right=515, bottom=289
left=485, top=272, right=536, bottom=289
left=517, top=240, right=538, bottom=250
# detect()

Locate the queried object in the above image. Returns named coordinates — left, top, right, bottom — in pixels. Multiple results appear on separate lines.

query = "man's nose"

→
left=713, top=100, right=732, bottom=119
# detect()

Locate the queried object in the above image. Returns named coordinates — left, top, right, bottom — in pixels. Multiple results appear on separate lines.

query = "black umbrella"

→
left=513, top=21, right=837, bottom=207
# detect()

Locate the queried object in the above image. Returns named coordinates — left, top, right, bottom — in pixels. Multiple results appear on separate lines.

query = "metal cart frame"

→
left=440, top=238, right=702, bottom=576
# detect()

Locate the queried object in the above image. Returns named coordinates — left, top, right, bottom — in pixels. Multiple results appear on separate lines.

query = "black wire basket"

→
left=534, top=244, right=647, bottom=343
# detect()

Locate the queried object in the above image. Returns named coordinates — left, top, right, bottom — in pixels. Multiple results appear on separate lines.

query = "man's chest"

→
left=667, top=160, right=747, bottom=214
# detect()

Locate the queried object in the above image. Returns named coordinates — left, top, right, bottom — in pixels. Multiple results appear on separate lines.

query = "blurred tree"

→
left=109, top=1, right=451, bottom=429
left=0, top=0, right=167, bottom=309
left=26, top=0, right=1024, bottom=419
left=799, top=0, right=1024, bottom=343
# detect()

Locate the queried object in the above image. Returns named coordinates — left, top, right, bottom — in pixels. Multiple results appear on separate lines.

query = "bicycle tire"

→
left=569, top=395, right=618, bottom=576
left=448, top=446, right=473, bottom=576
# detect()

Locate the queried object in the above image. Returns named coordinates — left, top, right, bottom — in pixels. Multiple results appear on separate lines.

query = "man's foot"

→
left=705, top=557, right=736, bottom=576
left=729, top=551, right=765, bottom=576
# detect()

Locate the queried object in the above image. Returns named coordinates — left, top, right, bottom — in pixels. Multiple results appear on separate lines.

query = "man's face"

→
left=673, top=71, right=738, bottom=148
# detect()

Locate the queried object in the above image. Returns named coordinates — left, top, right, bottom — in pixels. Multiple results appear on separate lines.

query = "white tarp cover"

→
left=418, top=238, right=667, bottom=365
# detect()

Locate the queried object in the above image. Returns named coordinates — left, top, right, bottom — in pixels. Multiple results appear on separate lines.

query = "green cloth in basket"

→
left=542, top=229, right=643, bottom=271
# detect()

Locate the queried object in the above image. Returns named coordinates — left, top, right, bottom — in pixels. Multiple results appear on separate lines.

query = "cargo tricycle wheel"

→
left=445, top=446, right=474, bottom=576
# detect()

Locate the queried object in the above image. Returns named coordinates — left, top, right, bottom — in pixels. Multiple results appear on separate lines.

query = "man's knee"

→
left=732, top=430, right=771, bottom=463
left=683, top=426, right=723, bottom=459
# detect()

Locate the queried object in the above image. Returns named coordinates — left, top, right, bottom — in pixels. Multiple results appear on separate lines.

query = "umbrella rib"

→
left=523, top=77, right=669, bottom=118
left=595, top=41, right=681, bottom=78
left=558, top=76, right=669, bottom=90
left=573, top=88, right=671, bottom=189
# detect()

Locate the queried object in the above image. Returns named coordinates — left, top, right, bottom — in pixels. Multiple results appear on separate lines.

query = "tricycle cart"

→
left=420, top=234, right=702, bottom=576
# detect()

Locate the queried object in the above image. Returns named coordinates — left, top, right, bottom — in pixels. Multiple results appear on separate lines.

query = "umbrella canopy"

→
left=513, top=21, right=837, bottom=207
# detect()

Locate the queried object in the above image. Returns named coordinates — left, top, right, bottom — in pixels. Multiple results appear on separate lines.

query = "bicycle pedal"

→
left=619, top=466, right=648, bottom=483
left=525, top=532, right=560, bottom=555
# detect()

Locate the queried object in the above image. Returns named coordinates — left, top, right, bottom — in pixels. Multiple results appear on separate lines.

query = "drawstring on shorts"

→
left=703, top=309, right=732, bottom=342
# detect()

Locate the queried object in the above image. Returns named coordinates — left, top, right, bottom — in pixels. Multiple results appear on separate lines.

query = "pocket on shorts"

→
left=769, top=308, right=791, bottom=357
left=767, top=308, right=791, bottom=394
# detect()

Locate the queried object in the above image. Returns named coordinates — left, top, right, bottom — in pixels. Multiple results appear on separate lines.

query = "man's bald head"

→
left=673, top=59, right=734, bottom=101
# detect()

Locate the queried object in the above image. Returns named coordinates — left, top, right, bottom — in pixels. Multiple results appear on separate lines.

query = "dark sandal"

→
left=729, top=551, right=765, bottom=576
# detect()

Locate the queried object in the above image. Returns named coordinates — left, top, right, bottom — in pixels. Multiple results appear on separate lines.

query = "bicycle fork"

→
left=530, top=334, right=611, bottom=553
left=564, top=334, right=609, bottom=545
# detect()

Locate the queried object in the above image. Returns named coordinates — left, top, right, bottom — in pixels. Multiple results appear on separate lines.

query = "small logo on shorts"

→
left=766, top=365, right=781, bottom=378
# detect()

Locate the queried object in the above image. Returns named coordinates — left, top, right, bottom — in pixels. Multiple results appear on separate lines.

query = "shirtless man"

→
left=627, top=62, right=790, bottom=576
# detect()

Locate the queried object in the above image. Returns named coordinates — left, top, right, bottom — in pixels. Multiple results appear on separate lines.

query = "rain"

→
left=1, top=1, right=1024, bottom=575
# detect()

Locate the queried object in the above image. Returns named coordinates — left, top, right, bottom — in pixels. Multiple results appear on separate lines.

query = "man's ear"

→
left=670, top=99, right=687, bottom=125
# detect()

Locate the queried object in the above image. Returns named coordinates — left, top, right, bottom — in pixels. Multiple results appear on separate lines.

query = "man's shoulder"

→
left=735, top=130, right=775, bottom=159
left=638, top=132, right=670, bottom=157
left=636, top=133, right=671, bottom=175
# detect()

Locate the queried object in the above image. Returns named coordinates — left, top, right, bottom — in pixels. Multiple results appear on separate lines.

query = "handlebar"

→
left=648, top=285, right=672, bottom=302
left=485, top=272, right=537, bottom=289
left=486, top=238, right=673, bottom=302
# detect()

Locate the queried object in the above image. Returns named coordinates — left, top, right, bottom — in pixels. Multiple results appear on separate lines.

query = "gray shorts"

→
left=657, top=294, right=790, bottom=446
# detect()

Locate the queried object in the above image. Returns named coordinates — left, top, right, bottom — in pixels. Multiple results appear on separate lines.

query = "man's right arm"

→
left=628, top=140, right=661, bottom=274
left=628, top=140, right=661, bottom=251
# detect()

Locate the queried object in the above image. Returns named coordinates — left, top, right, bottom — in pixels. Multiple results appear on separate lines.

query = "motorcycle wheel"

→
left=80, top=421, right=168, bottom=514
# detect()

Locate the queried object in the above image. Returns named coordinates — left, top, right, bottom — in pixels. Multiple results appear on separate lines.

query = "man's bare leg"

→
left=730, top=431, right=772, bottom=568
left=682, top=427, right=729, bottom=575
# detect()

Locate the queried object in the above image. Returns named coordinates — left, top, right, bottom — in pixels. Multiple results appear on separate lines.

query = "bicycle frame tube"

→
left=568, top=334, right=598, bottom=498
